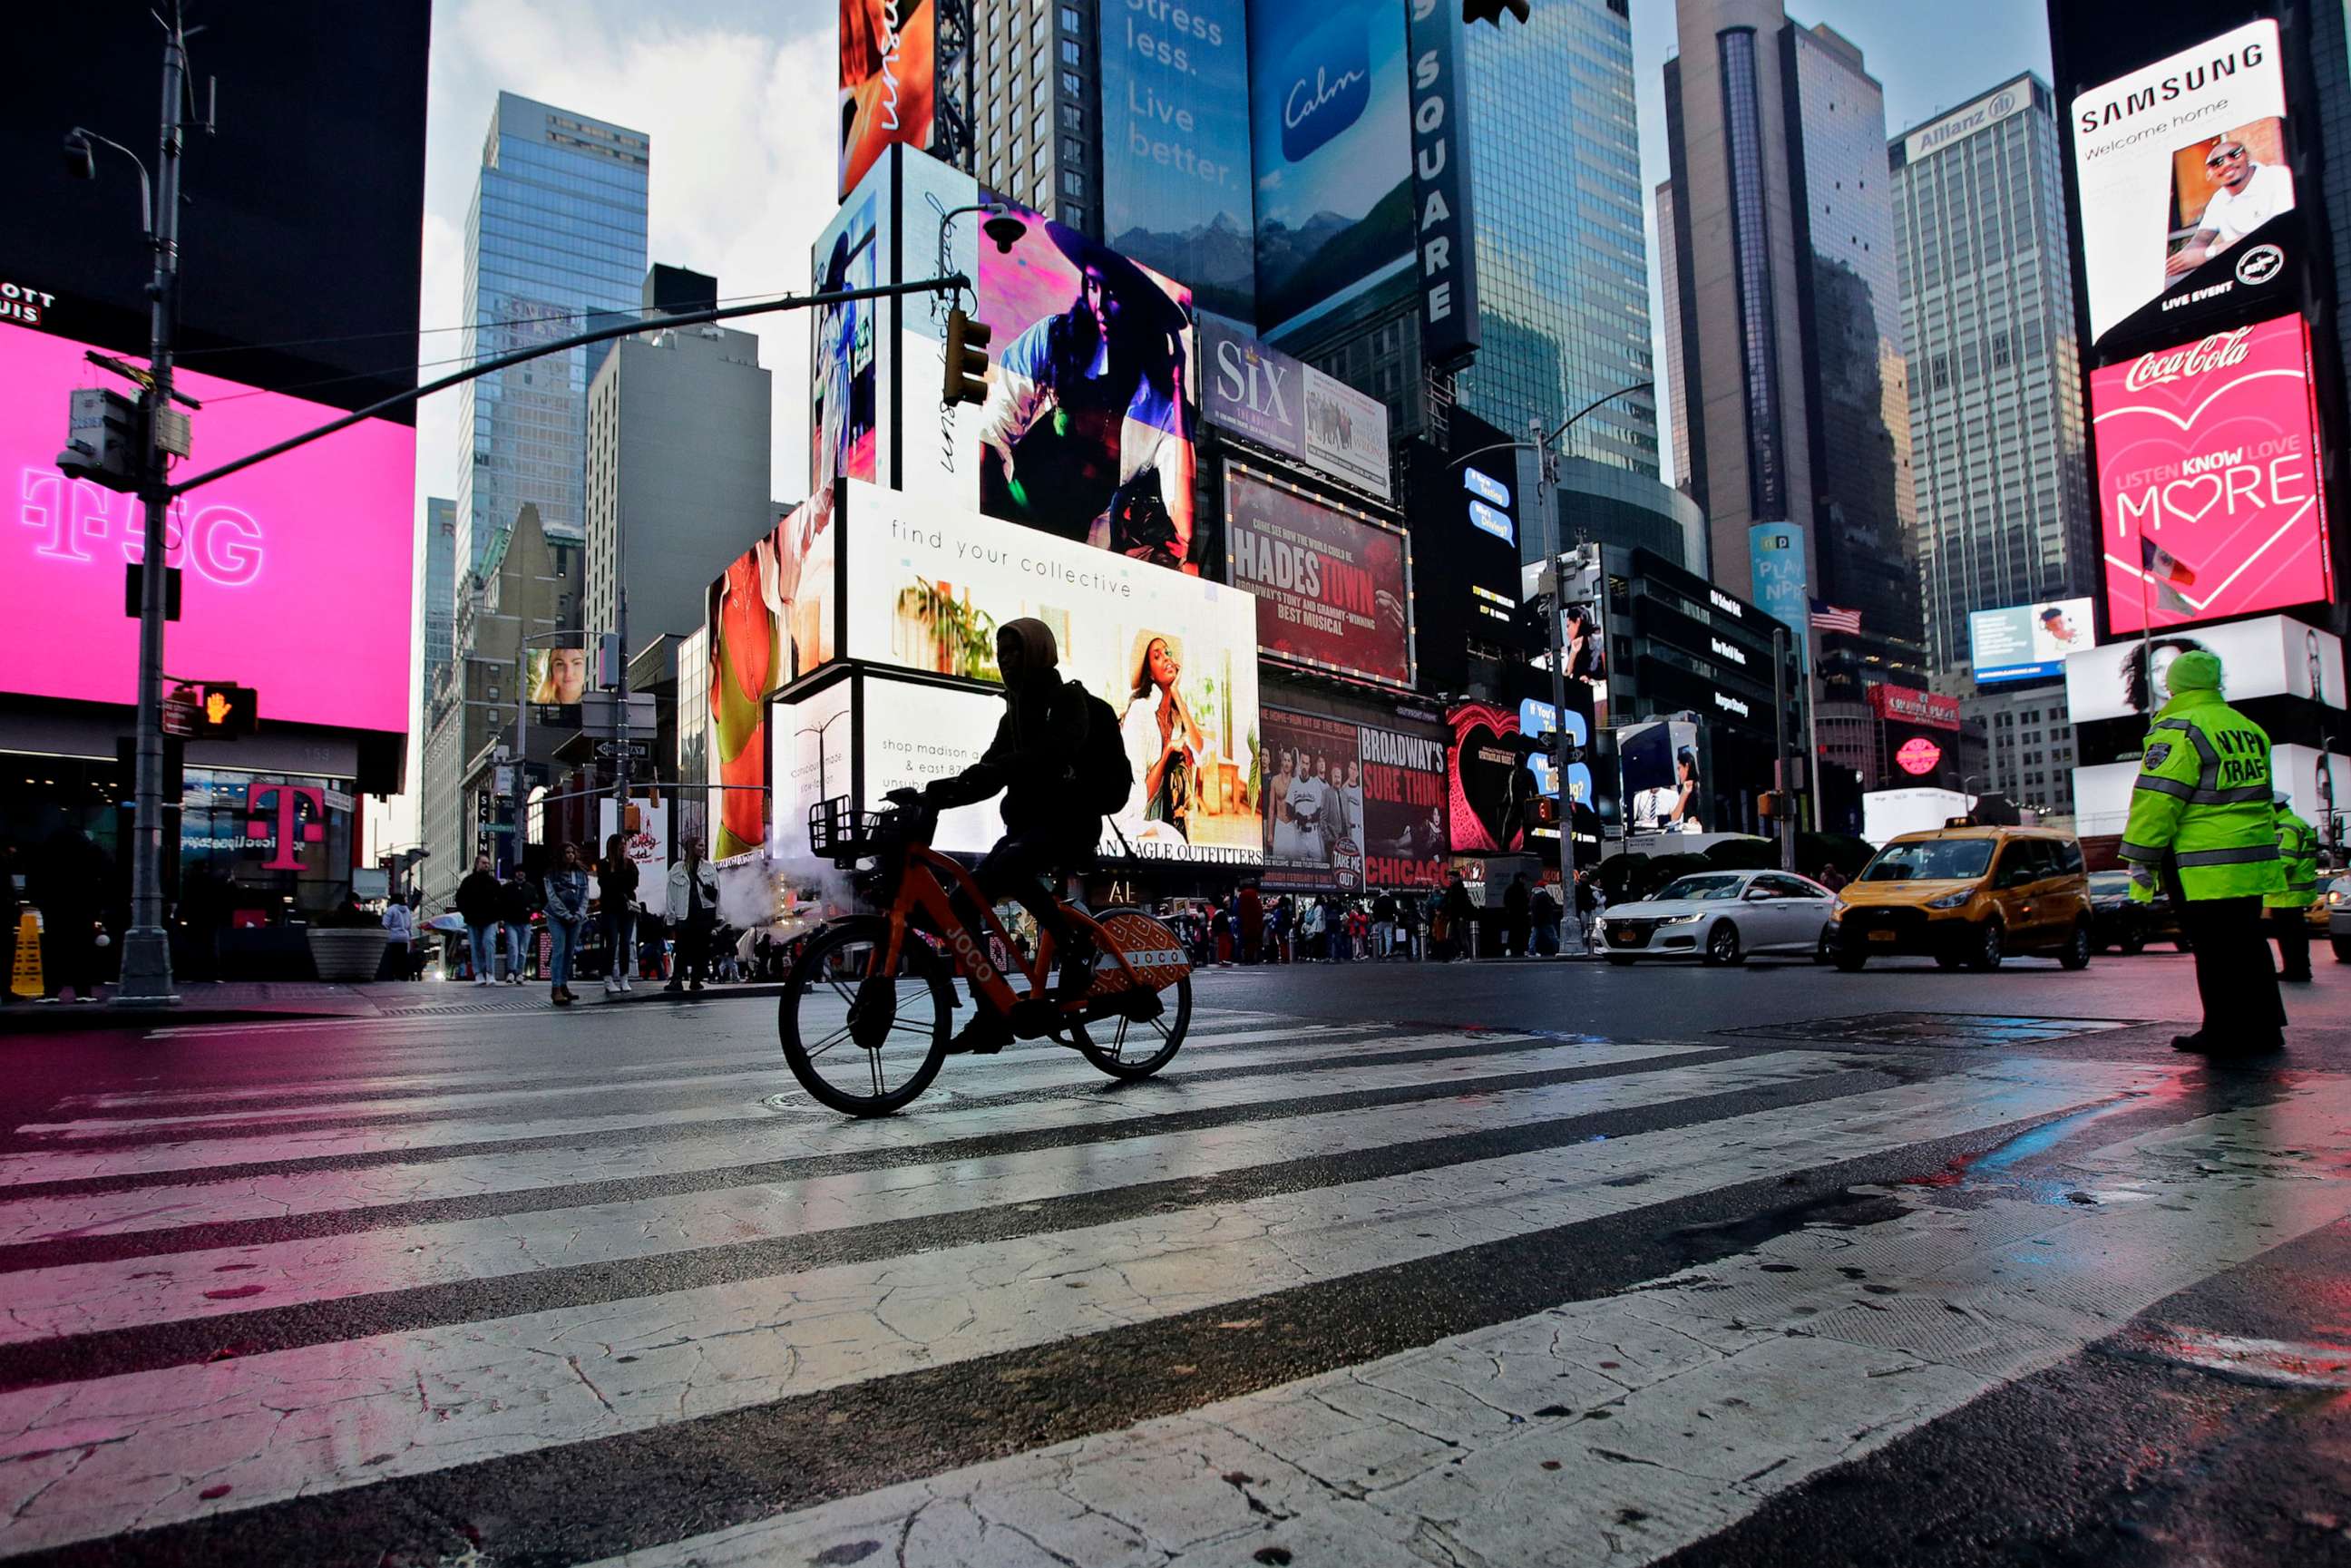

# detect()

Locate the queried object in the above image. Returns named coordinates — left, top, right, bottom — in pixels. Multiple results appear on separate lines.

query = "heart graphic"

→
left=1452, top=716, right=1522, bottom=852
left=2161, top=472, right=2223, bottom=525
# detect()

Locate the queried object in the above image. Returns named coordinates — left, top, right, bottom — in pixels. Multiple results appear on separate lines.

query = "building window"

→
left=1060, top=70, right=1081, bottom=98
left=1061, top=168, right=1087, bottom=198
left=1061, top=5, right=1081, bottom=31
left=1717, top=29, right=1786, bottom=521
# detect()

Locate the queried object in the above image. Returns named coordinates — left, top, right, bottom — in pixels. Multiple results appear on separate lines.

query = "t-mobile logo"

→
left=248, top=783, right=325, bottom=871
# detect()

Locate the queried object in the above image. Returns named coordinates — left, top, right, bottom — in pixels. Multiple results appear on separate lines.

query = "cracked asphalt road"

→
left=0, top=950, right=2346, bottom=1566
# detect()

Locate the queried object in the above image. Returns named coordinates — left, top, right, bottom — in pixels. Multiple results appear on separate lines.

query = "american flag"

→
left=1810, top=599, right=1862, bottom=634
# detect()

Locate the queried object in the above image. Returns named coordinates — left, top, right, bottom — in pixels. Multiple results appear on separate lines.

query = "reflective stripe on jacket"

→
left=2118, top=689, right=2286, bottom=902
left=2267, top=808, right=2321, bottom=910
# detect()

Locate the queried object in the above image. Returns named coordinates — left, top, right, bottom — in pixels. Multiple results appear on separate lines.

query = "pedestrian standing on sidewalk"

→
left=495, top=867, right=536, bottom=985
left=667, top=838, right=721, bottom=993
left=1398, top=890, right=1422, bottom=959
left=542, top=843, right=590, bottom=1006
left=1503, top=872, right=1531, bottom=958
left=456, top=853, right=501, bottom=986
left=1238, top=882, right=1263, bottom=964
left=599, top=833, right=639, bottom=996
left=1574, top=871, right=1600, bottom=953
left=1371, top=890, right=1397, bottom=958
left=381, top=895, right=415, bottom=980
left=1441, top=873, right=1475, bottom=961
left=1530, top=878, right=1561, bottom=957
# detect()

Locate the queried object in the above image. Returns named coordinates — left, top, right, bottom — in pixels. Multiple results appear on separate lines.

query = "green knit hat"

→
left=2166, top=649, right=2223, bottom=692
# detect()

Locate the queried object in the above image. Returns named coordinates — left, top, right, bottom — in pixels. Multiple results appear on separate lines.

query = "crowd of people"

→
left=1154, top=871, right=1609, bottom=967
left=438, top=834, right=735, bottom=1004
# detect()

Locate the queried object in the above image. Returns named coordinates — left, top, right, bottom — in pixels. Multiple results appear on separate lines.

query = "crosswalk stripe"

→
left=0, top=1059, right=2161, bottom=1555
left=585, top=1081, right=2351, bottom=1568
left=0, top=1050, right=1858, bottom=1358
left=0, top=1033, right=1695, bottom=1242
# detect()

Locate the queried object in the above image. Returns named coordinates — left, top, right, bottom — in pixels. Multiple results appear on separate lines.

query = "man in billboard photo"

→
left=2164, top=131, right=2293, bottom=281
left=978, top=232, right=1196, bottom=568
left=1120, top=632, right=1209, bottom=845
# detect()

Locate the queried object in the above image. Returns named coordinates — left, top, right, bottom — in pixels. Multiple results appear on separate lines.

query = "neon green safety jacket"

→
left=2120, top=687, right=2287, bottom=902
left=2268, top=807, right=2321, bottom=910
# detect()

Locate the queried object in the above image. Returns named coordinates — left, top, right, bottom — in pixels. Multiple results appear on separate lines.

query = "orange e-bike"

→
left=779, top=793, right=1193, bottom=1115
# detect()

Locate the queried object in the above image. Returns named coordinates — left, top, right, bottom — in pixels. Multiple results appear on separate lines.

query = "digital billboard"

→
left=1968, top=597, right=2097, bottom=683
left=1248, top=0, right=1415, bottom=344
left=525, top=648, right=589, bottom=706
left=1448, top=702, right=1541, bottom=853
left=1357, top=720, right=1448, bottom=888
left=811, top=185, right=883, bottom=490
left=2, top=324, right=414, bottom=735
left=1224, top=464, right=1411, bottom=688
left=1200, top=319, right=1391, bottom=500
left=2071, top=21, right=2300, bottom=350
left=1747, top=523, right=1809, bottom=667
left=1620, top=720, right=1702, bottom=835
left=841, top=479, right=1261, bottom=864
left=1098, top=0, right=1255, bottom=323
left=839, top=0, right=935, bottom=199
left=2092, top=315, right=2331, bottom=634
left=2063, top=613, right=2345, bottom=724
left=1260, top=708, right=1363, bottom=892
left=707, top=492, right=837, bottom=856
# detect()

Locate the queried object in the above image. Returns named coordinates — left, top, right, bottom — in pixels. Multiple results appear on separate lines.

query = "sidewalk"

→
left=0, top=977, right=786, bottom=1033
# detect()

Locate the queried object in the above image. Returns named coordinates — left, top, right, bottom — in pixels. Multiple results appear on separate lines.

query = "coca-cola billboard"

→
left=2091, top=313, right=2333, bottom=634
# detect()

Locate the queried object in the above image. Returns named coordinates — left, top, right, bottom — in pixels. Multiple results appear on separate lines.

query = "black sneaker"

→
left=946, top=1010, right=1012, bottom=1055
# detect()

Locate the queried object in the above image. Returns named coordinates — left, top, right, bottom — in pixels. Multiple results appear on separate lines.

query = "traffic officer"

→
left=2119, top=648, right=2287, bottom=1054
left=2267, top=790, right=2321, bottom=982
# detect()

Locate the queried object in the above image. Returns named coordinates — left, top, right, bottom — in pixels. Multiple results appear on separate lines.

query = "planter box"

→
left=306, top=927, right=391, bottom=983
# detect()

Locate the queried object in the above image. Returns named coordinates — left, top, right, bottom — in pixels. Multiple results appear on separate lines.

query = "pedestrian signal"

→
left=942, top=308, right=992, bottom=407
left=189, top=682, right=259, bottom=738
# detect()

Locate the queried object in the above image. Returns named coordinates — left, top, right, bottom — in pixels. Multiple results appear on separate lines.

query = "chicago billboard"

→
left=2092, top=315, right=2332, bottom=634
left=1968, top=597, right=2097, bottom=683
left=1098, top=0, right=1255, bottom=323
left=2, top=324, right=414, bottom=736
left=1248, top=0, right=1415, bottom=344
left=839, top=0, right=935, bottom=199
left=2069, top=21, right=2300, bottom=351
left=1224, top=464, right=1411, bottom=688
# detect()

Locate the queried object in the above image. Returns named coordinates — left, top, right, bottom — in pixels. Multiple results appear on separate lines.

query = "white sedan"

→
left=1599, top=870, right=1838, bottom=966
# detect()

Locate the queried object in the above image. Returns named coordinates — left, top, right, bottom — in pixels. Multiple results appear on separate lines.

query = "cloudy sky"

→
left=378, top=0, right=2057, bottom=848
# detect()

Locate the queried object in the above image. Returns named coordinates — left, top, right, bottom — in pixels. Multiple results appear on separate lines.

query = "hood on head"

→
left=2168, top=649, right=2223, bottom=693
left=999, top=617, right=1059, bottom=680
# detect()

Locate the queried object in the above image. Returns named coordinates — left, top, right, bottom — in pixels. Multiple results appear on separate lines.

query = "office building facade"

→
left=419, top=498, right=457, bottom=725
left=1660, top=0, right=1924, bottom=694
left=1890, top=76, right=2094, bottom=684
left=585, top=311, right=774, bottom=658
left=454, top=93, right=649, bottom=579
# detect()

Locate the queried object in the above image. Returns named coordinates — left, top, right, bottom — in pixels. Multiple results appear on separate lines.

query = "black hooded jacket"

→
left=929, top=618, right=1102, bottom=855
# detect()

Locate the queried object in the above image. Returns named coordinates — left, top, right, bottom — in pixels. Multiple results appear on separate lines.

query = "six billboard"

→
left=839, top=0, right=935, bottom=199
left=1224, top=464, right=1412, bottom=689
left=1248, top=0, right=1415, bottom=344
left=2069, top=20, right=2302, bottom=353
left=2092, top=315, right=2332, bottom=634
left=1968, top=597, right=2098, bottom=683
left=1200, top=319, right=1392, bottom=500
left=1098, top=0, right=1255, bottom=323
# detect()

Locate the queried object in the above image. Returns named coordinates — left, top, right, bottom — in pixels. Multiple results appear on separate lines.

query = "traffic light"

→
left=942, top=307, right=992, bottom=406
left=1464, top=0, right=1531, bottom=24
left=189, top=682, right=259, bottom=738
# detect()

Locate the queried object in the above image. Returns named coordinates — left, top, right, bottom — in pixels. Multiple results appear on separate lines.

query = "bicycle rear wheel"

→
left=780, top=917, right=951, bottom=1115
left=1067, top=909, right=1191, bottom=1080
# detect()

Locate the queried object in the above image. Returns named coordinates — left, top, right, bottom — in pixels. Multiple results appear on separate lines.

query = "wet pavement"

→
left=0, top=951, right=2346, bottom=1565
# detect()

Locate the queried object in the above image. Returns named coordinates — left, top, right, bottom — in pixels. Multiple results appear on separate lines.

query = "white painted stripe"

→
left=0, top=1060, right=2162, bottom=1553
left=588, top=1077, right=2351, bottom=1568
left=0, top=1051, right=1850, bottom=1346
left=23, top=1020, right=1381, bottom=1138
left=0, top=1021, right=1467, bottom=1186
left=0, top=1032, right=1645, bottom=1237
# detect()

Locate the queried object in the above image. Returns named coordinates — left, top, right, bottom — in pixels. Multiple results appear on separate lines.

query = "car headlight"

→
left=1926, top=890, right=1975, bottom=910
left=1656, top=911, right=1704, bottom=925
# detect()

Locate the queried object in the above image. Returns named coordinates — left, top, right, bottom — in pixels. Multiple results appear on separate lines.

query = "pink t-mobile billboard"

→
left=2093, top=313, right=2335, bottom=635
left=2, top=323, right=415, bottom=734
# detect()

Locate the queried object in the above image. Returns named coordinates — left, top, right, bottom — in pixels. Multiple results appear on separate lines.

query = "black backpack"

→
left=1074, top=691, right=1133, bottom=817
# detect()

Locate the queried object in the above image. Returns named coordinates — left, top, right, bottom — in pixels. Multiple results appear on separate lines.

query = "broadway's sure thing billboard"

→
left=1969, top=597, right=2097, bottom=683
left=1224, top=465, right=1411, bottom=688
left=1097, top=0, right=1255, bottom=323
left=1200, top=319, right=1391, bottom=500
left=2063, top=613, right=2345, bottom=724
left=840, top=479, right=1262, bottom=863
left=1248, top=0, right=1415, bottom=344
left=839, top=0, right=934, bottom=199
left=2092, top=316, right=2332, bottom=634
left=2070, top=20, right=2300, bottom=351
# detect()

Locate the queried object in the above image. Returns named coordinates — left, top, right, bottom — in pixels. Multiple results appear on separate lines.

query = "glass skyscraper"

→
left=1890, top=75, right=2092, bottom=682
left=454, top=93, right=649, bottom=579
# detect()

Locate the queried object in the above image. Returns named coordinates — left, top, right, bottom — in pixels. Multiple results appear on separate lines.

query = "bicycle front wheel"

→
left=780, top=917, right=951, bottom=1116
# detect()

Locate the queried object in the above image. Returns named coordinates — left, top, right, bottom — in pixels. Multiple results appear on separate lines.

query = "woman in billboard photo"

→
left=529, top=648, right=587, bottom=706
left=976, top=220, right=1198, bottom=570
left=1121, top=633, right=1208, bottom=844
left=1564, top=603, right=1605, bottom=682
left=1669, top=747, right=1703, bottom=832
left=2122, top=636, right=2213, bottom=717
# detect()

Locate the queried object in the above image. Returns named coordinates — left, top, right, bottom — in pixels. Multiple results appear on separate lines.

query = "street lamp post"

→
left=1452, top=381, right=1654, bottom=872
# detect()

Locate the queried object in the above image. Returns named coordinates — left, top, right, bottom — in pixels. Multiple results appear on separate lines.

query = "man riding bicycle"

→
left=915, top=617, right=1126, bottom=1053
